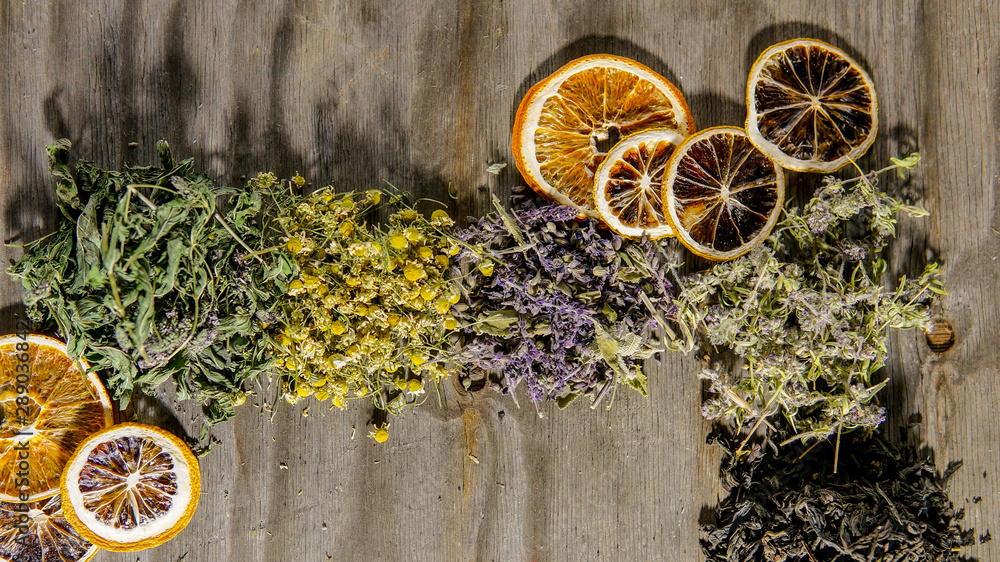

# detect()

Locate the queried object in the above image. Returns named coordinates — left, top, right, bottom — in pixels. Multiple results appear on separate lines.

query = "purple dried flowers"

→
left=449, top=192, right=678, bottom=415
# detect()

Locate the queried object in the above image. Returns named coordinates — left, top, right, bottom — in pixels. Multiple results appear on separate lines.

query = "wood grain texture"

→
left=1, top=1, right=998, bottom=560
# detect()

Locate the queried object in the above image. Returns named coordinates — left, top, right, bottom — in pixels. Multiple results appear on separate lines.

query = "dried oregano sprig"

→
left=449, top=191, right=679, bottom=415
left=270, top=182, right=461, bottom=416
left=8, top=141, right=291, bottom=424
left=673, top=154, right=944, bottom=444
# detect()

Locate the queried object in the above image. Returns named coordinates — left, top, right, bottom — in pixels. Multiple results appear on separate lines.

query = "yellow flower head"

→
left=404, top=264, right=424, bottom=282
left=390, top=233, right=408, bottom=250
left=370, top=425, right=389, bottom=443
left=404, top=227, right=422, bottom=242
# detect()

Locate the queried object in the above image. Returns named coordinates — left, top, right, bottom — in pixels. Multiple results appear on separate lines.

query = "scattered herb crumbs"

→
left=7, top=140, right=290, bottom=424
left=449, top=191, right=679, bottom=414
left=672, top=154, right=944, bottom=444
left=270, top=186, right=459, bottom=416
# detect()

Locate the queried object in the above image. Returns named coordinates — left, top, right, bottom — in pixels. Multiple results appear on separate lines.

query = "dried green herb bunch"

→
left=673, top=154, right=945, bottom=444
left=272, top=184, right=460, bottom=415
left=8, top=141, right=290, bottom=424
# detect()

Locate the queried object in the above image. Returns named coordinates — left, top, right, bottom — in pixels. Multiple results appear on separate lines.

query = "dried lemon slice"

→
left=60, top=423, right=200, bottom=552
left=594, top=128, right=684, bottom=239
left=0, top=334, right=113, bottom=502
left=746, top=38, right=878, bottom=172
left=513, top=54, right=694, bottom=219
left=663, top=127, right=785, bottom=261
left=0, top=494, right=98, bottom=561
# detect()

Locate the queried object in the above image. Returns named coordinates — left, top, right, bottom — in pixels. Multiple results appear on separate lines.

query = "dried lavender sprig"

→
left=448, top=193, right=678, bottom=414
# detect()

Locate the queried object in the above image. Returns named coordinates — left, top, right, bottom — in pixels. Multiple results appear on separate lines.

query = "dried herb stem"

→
left=126, top=183, right=159, bottom=211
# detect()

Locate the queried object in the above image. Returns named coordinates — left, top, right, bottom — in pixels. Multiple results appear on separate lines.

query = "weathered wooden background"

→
left=2, top=1, right=998, bottom=560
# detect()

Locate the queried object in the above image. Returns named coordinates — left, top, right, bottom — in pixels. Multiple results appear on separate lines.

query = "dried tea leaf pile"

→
left=449, top=191, right=678, bottom=413
left=8, top=141, right=290, bottom=424
left=703, top=425, right=979, bottom=561
left=673, top=155, right=945, bottom=443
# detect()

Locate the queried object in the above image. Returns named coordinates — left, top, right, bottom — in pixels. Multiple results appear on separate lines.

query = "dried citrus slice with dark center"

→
left=60, top=423, right=200, bottom=552
left=594, top=129, right=684, bottom=239
left=746, top=38, right=878, bottom=172
left=0, top=494, right=98, bottom=562
left=664, top=127, right=785, bottom=261
left=513, top=54, right=695, bottom=219
left=0, top=334, right=113, bottom=502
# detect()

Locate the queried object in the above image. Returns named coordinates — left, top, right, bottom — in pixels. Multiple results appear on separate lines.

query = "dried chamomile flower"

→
left=368, top=422, right=390, bottom=443
left=671, top=154, right=945, bottom=444
left=449, top=192, right=679, bottom=415
left=271, top=185, right=459, bottom=418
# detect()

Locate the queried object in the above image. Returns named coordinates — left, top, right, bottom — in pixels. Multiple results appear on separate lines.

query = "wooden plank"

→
left=1, top=0, right=997, bottom=560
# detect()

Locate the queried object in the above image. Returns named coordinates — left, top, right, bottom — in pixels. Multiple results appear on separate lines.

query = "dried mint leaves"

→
left=8, top=140, right=292, bottom=424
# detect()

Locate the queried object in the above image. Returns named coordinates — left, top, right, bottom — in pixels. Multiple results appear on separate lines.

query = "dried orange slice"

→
left=513, top=54, right=695, bottom=219
left=0, top=494, right=98, bottom=561
left=0, top=334, right=113, bottom=502
left=593, top=128, right=684, bottom=239
left=60, top=423, right=200, bottom=552
left=663, top=127, right=785, bottom=261
left=746, top=38, right=878, bottom=172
